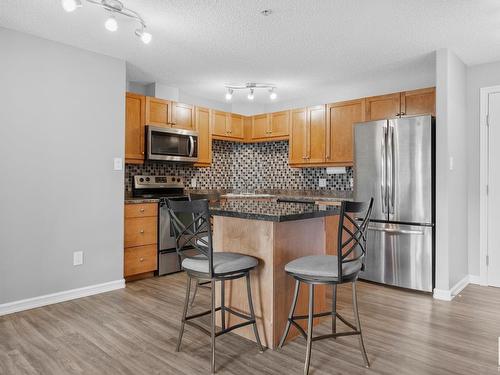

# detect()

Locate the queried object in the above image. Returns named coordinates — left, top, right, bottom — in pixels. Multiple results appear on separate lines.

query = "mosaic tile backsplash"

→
left=125, top=141, right=353, bottom=192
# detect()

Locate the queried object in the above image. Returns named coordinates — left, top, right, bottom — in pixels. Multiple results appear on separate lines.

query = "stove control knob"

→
left=171, top=177, right=175, bottom=182
left=139, top=178, right=144, bottom=183
left=145, top=177, right=150, bottom=182
left=177, top=178, right=181, bottom=182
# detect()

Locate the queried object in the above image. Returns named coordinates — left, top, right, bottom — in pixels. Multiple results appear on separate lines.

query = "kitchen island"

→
left=209, top=199, right=341, bottom=349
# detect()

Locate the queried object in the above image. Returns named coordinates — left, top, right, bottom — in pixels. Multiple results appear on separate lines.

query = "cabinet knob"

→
left=139, top=257, right=144, bottom=262
left=140, top=229, right=144, bottom=234
left=139, top=208, right=145, bottom=213
left=401, top=112, right=406, bottom=116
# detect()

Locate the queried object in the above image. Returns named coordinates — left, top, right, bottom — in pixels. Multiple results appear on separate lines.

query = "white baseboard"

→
left=433, top=274, right=476, bottom=301
left=468, top=275, right=481, bottom=285
left=0, top=279, right=125, bottom=316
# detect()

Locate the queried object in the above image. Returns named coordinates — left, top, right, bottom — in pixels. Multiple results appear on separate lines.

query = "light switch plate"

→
left=73, top=251, right=83, bottom=266
left=319, top=178, right=327, bottom=187
left=326, top=167, right=346, bottom=175
left=113, top=157, right=123, bottom=171
left=449, top=156, right=454, bottom=171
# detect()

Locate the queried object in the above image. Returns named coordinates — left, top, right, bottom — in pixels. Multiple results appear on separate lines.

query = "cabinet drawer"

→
left=124, top=217, right=157, bottom=247
left=125, top=203, right=157, bottom=218
left=124, top=245, right=157, bottom=277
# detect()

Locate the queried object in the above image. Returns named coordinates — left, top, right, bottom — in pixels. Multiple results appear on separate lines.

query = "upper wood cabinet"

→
left=171, top=102, right=195, bottom=130
left=125, top=92, right=146, bottom=164
left=211, top=111, right=244, bottom=140
left=365, top=93, right=401, bottom=121
left=326, top=99, right=365, bottom=166
left=401, top=87, right=436, bottom=117
left=252, top=114, right=270, bottom=140
left=145, top=97, right=171, bottom=127
left=289, top=105, right=326, bottom=166
left=212, top=110, right=230, bottom=137
left=249, top=111, right=290, bottom=141
left=229, top=114, right=245, bottom=139
left=194, top=107, right=212, bottom=166
left=365, top=87, right=436, bottom=121
left=270, top=111, right=290, bottom=138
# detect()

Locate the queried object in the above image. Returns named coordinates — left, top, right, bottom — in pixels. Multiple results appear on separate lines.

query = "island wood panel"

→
left=213, top=216, right=328, bottom=349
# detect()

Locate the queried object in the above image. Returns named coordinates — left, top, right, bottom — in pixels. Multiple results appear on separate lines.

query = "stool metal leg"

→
left=176, top=274, right=192, bottom=352
left=246, top=273, right=264, bottom=353
left=352, top=281, right=370, bottom=368
left=332, top=284, right=337, bottom=336
left=210, top=279, right=216, bottom=374
left=221, top=280, right=226, bottom=330
left=189, top=280, right=199, bottom=307
left=278, top=279, right=301, bottom=348
left=304, top=284, right=314, bottom=375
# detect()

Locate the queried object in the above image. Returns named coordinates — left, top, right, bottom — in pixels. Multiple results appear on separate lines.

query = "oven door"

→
left=146, top=126, right=198, bottom=162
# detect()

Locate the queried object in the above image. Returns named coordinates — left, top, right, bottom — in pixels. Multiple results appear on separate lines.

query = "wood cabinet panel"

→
left=145, top=97, right=171, bottom=127
left=124, top=217, right=157, bottom=248
left=124, top=203, right=157, bottom=219
left=307, top=105, right=326, bottom=164
left=289, top=108, right=307, bottom=164
left=326, top=99, right=364, bottom=165
left=124, top=245, right=157, bottom=277
left=195, top=107, right=212, bottom=166
left=125, top=93, right=145, bottom=164
left=252, top=114, right=270, bottom=139
left=401, top=87, right=436, bottom=117
left=171, top=102, right=194, bottom=130
left=212, top=111, right=229, bottom=137
left=270, top=111, right=289, bottom=137
left=230, top=114, right=244, bottom=139
left=365, top=93, right=401, bottom=121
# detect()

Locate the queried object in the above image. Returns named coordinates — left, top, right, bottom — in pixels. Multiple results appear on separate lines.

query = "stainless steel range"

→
left=132, top=175, right=189, bottom=276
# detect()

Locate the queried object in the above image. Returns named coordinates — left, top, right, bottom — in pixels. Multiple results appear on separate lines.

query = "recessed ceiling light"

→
left=260, top=9, right=272, bottom=16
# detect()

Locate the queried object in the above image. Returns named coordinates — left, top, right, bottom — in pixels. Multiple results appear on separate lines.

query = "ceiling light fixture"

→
left=61, top=0, right=151, bottom=44
left=224, top=83, right=277, bottom=102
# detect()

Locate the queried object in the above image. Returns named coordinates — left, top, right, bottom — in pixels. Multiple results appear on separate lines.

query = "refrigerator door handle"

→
left=387, top=122, right=395, bottom=214
left=368, top=225, right=424, bottom=235
left=381, top=125, right=387, bottom=213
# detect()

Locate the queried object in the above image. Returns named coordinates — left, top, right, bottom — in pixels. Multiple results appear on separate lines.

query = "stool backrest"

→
left=337, top=199, right=374, bottom=282
left=166, top=198, right=214, bottom=278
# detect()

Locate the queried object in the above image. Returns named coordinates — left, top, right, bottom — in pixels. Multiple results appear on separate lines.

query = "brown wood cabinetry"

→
left=249, top=111, right=289, bottom=141
left=270, top=110, right=290, bottom=138
left=145, top=97, right=171, bottom=127
left=194, top=106, right=212, bottom=166
left=251, top=114, right=270, bottom=140
left=230, top=114, right=245, bottom=139
left=171, top=102, right=195, bottom=130
left=125, top=92, right=146, bottom=164
left=212, top=111, right=244, bottom=140
left=289, top=105, right=326, bottom=166
left=365, top=87, right=435, bottom=121
left=326, top=99, right=365, bottom=166
left=124, top=203, right=158, bottom=280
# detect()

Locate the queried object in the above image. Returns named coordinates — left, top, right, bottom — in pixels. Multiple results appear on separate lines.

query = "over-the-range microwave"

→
left=146, top=125, right=198, bottom=163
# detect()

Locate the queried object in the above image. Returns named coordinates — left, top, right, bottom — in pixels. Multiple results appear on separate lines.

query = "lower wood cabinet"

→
left=124, top=203, right=158, bottom=279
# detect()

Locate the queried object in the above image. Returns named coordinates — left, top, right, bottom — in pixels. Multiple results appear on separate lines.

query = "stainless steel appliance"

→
left=132, top=175, right=188, bottom=275
left=146, top=126, right=198, bottom=163
left=354, top=115, right=435, bottom=292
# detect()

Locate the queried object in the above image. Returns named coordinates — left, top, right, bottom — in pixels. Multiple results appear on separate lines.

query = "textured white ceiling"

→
left=1, top=0, right=500, bottom=105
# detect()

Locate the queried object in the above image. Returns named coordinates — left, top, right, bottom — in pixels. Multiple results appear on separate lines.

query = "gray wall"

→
left=434, top=49, right=469, bottom=291
left=466, top=61, right=500, bottom=277
left=0, top=28, right=126, bottom=304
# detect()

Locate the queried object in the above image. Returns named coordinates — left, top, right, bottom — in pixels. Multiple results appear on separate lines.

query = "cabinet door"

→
left=307, top=105, right=326, bottom=164
left=171, top=102, right=194, bottom=130
left=125, top=93, right=145, bottom=163
left=212, top=111, right=229, bottom=136
left=365, top=93, right=401, bottom=121
left=252, top=114, right=270, bottom=139
left=326, top=99, right=364, bottom=165
left=229, top=114, right=244, bottom=139
left=145, top=97, right=171, bottom=127
left=401, top=87, right=435, bottom=117
left=270, top=110, right=290, bottom=137
left=195, top=107, right=212, bottom=166
left=289, top=108, right=308, bottom=164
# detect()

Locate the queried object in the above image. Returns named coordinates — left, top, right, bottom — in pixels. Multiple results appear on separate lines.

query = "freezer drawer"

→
left=360, top=223, right=433, bottom=292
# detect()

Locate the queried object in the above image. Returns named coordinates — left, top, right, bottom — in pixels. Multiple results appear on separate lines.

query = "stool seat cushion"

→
left=284, top=255, right=362, bottom=279
left=182, top=252, right=258, bottom=275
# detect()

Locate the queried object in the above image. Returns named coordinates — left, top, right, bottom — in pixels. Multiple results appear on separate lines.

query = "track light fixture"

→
left=224, top=83, right=277, bottom=102
left=61, top=0, right=152, bottom=44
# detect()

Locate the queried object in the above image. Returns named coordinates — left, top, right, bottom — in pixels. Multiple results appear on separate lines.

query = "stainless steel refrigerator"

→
left=354, top=115, right=434, bottom=292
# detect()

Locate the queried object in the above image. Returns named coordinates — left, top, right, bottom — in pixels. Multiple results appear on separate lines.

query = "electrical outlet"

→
left=73, top=251, right=83, bottom=266
left=319, top=178, right=327, bottom=187
left=191, top=178, right=197, bottom=188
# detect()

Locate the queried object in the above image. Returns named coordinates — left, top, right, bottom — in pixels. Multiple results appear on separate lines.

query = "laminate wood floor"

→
left=1, top=273, right=499, bottom=375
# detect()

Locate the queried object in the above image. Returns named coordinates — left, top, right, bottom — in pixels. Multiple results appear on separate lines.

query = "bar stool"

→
left=166, top=198, right=263, bottom=374
left=279, top=199, right=374, bottom=375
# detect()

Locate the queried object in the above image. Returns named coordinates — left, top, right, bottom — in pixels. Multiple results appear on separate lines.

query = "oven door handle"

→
left=188, top=136, right=195, bottom=157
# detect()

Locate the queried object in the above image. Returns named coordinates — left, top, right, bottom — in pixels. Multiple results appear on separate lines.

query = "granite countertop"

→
left=208, top=198, right=340, bottom=222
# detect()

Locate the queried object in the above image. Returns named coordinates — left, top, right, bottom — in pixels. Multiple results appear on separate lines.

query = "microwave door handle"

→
left=188, top=136, right=195, bottom=157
